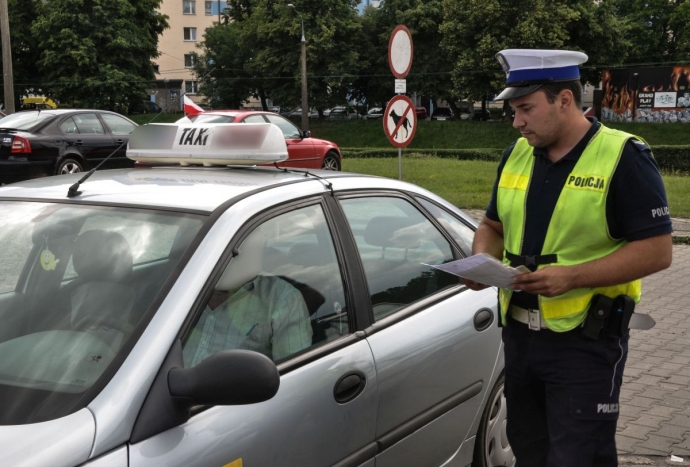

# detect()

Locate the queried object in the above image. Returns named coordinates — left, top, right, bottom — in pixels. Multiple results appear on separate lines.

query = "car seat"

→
left=70, top=230, right=135, bottom=349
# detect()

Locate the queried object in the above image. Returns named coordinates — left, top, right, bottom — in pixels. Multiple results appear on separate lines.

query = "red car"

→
left=178, top=110, right=342, bottom=171
left=415, top=106, right=428, bottom=120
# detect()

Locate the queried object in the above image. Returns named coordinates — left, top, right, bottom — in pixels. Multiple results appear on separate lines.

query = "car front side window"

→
left=183, top=203, right=349, bottom=366
left=241, top=115, right=267, bottom=124
left=265, top=114, right=301, bottom=139
left=339, top=196, right=458, bottom=321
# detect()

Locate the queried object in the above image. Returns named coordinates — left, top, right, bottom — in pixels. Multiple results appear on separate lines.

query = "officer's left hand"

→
left=511, top=266, right=573, bottom=297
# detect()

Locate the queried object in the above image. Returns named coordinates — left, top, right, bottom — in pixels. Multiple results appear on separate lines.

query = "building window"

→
left=185, top=81, right=199, bottom=94
left=183, top=27, right=197, bottom=41
left=153, top=64, right=160, bottom=73
left=204, top=1, right=228, bottom=16
left=184, top=54, right=195, bottom=68
left=183, top=0, right=196, bottom=14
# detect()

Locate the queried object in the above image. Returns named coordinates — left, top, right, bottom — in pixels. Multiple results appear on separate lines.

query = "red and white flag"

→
left=183, top=95, right=204, bottom=116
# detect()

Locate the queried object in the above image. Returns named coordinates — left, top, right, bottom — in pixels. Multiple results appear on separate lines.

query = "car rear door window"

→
left=339, top=196, right=458, bottom=321
left=416, top=198, right=475, bottom=256
left=183, top=203, right=349, bottom=366
left=59, top=117, right=79, bottom=134
left=101, top=114, right=136, bottom=136
left=73, top=113, right=105, bottom=135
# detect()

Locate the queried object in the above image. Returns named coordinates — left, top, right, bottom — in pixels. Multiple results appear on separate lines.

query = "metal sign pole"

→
left=388, top=25, right=414, bottom=181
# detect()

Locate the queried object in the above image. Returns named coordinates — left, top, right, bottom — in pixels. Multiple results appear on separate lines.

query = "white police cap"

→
left=495, top=49, right=588, bottom=101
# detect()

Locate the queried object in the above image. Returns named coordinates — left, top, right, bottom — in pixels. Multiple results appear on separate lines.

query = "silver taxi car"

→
left=0, top=123, right=512, bottom=467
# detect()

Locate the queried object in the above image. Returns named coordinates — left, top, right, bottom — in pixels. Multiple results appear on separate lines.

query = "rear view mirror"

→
left=302, top=130, right=311, bottom=138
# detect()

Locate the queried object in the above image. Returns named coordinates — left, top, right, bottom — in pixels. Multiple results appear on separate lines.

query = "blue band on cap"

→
left=507, top=65, right=580, bottom=84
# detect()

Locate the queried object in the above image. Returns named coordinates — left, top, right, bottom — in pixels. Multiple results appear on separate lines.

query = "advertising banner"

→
left=601, top=66, right=690, bottom=123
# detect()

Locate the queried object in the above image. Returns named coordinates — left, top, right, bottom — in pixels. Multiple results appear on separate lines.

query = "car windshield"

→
left=0, top=201, right=205, bottom=425
left=0, top=112, right=54, bottom=130
left=188, top=114, right=235, bottom=124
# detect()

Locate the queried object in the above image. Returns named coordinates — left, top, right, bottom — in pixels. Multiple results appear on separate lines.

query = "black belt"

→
left=505, top=252, right=557, bottom=269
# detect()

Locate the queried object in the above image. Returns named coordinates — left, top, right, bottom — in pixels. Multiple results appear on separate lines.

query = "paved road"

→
left=618, top=218, right=690, bottom=466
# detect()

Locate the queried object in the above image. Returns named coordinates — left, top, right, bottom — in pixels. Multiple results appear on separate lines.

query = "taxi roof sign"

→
left=126, top=123, right=288, bottom=166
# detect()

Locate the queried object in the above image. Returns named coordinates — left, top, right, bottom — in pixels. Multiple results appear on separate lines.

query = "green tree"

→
left=196, top=0, right=364, bottom=115
left=613, top=0, right=690, bottom=66
left=440, top=0, right=630, bottom=106
left=32, top=0, right=168, bottom=110
left=376, top=0, right=457, bottom=110
left=0, top=0, right=44, bottom=107
left=193, top=22, right=257, bottom=109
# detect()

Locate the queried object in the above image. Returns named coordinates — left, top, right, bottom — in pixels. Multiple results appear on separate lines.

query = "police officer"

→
left=465, top=49, right=673, bottom=466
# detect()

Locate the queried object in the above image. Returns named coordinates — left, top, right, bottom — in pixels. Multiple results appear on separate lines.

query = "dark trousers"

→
left=502, top=317, right=629, bottom=467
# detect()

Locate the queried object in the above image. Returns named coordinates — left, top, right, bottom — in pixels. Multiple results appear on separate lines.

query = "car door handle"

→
left=333, top=371, right=366, bottom=404
left=474, top=308, right=495, bottom=332
left=115, top=139, right=124, bottom=144
left=75, top=140, right=83, bottom=146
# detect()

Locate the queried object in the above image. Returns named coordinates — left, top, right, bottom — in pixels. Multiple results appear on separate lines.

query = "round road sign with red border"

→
left=383, top=95, right=417, bottom=148
left=388, top=25, right=413, bottom=79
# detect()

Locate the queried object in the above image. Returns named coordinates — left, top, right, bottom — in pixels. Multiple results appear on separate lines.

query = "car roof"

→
left=10, top=109, right=124, bottom=116
left=0, top=167, right=359, bottom=213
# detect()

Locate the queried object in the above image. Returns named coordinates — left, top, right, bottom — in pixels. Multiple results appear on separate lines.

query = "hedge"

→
left=341, top=147, right=504, bottom=162
left=652, top=145, right=690, bottom=173
left=341, top=145, right=690, bottom=172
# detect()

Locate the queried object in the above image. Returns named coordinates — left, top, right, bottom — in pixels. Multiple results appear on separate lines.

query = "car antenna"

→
left=67, top=68, right=216, bottom=198
left=67, top=138, right=128, bottom=197
left=272, top=163, right=334, bottom=195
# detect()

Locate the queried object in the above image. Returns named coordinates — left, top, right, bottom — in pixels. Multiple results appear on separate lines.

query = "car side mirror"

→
left=130, top=342, right=280, bottom=443
left=168, top=349, right=280, bottom=406
left=302, top=130, right=311, bottom=138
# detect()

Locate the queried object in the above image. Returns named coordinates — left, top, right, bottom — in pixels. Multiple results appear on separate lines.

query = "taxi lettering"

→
left=566, top=174, right=605, bottom=191
left=179, top=127, right=210, bottom=146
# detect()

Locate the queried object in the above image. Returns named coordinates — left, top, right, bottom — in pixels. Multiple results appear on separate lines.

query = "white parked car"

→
left=0, top=122, right=512, bottom=467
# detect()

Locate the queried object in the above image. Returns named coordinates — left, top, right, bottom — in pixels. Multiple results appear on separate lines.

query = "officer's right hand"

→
left=462, top=277, right=490, bottom=291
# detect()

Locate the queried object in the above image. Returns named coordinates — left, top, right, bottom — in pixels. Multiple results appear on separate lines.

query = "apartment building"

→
left=151, top=0, right=227, bottom=112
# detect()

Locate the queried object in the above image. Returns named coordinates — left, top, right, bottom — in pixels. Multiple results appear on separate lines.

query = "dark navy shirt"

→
left=485, top=118, right=672, bottom=309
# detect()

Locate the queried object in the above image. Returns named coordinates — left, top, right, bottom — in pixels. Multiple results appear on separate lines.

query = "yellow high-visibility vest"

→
left=497, top=125, right=642, bottom=332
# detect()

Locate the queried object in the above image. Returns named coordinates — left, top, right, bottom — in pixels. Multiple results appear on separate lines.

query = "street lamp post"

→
left=288, top=4, right=308, bottom=132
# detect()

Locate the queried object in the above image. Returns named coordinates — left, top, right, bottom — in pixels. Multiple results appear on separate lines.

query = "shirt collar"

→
left=533, top=117, right=600, bottom=162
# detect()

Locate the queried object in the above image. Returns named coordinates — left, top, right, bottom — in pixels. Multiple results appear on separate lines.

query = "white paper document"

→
left=428, top=253, right=530, bottom=289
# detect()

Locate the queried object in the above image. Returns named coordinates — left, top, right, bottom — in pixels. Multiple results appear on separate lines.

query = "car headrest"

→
left=363, top=216, right=422, bottom=249
left=73, top=230, right=133, bottom=282
left=216, top=228, right=265, bottom=291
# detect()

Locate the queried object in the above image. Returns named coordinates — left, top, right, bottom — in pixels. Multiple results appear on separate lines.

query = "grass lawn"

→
left=343, top=157, right=690, bottom=218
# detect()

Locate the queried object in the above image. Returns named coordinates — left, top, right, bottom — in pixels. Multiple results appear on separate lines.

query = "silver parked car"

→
left=0, top=123, right=512, bottom=467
